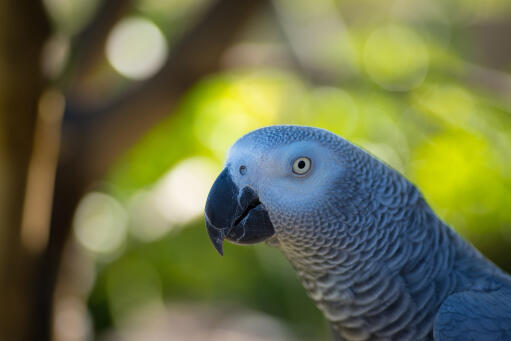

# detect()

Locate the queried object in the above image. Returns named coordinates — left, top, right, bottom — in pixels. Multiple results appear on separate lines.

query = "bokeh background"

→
left=1, top=0, right=511, bottom=340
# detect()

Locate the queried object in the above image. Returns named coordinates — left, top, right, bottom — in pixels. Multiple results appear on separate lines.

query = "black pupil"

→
left=298, top=160, right=306, bottom=169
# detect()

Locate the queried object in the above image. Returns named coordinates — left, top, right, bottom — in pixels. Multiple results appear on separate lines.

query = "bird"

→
left=204, top=125, right=511, bottom=341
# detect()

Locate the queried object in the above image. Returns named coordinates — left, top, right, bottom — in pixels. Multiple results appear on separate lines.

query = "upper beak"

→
left=204, top=168, right=275, bottom=255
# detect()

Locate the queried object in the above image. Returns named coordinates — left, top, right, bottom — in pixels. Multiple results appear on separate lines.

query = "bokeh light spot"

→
left=363, top=25, right=429, bottom=91
left=127, top=190, right=170, bottom=242
left=412, top=83, right=475, bottom=127
left=106, top=17, right=167, bottom=80
left=152, top=157, right=219, bottom=226
left=43, top=0, right=98, bottom=34
left=73, top=192, right=127, bottom=256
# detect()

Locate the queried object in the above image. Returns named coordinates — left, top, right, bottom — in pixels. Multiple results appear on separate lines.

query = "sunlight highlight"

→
left=106, top=17, right=167, bottom=80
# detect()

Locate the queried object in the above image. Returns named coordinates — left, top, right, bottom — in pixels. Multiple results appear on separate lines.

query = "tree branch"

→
left=60, top=0, right=133, bottom=92
left=69, top=0, right=268, bottom=179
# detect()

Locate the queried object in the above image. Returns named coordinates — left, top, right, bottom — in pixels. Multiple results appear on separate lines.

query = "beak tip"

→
left=205, top=216, right=225, bottom=256
left=213, top=239, right=224, bottom=256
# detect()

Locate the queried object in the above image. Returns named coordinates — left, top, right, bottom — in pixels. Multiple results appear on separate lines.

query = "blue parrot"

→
left=204, top=125, right=511, bottom=340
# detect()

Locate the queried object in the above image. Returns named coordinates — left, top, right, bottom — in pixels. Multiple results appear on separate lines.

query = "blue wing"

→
left=433, top=288, right=511, bottom=341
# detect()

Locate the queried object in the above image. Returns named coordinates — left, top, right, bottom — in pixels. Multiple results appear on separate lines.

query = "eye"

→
left=292, top=157, right=312, bottom=175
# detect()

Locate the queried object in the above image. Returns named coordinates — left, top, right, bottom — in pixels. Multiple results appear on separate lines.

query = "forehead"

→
left=242, top=125, right=336, bottom=144
left=230, top=125, right=341, bottom=153
left=225, top=126, right=347, bottom=174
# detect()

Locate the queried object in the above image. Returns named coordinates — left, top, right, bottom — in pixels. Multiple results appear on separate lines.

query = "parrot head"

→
left=204, top=125, right=385, bottom=255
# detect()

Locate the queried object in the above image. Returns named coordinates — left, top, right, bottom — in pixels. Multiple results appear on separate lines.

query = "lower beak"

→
left=204, top=168, right=275, bottom=255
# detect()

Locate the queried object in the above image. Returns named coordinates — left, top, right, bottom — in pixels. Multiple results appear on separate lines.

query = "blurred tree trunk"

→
left=0, top=1, right=50, bottom=340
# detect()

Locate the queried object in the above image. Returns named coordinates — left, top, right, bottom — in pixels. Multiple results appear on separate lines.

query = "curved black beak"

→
left=204, top=168, right=275, bottom=255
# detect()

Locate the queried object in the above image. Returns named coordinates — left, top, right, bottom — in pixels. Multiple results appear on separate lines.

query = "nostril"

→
left=239, top=165, right=247, bottom=175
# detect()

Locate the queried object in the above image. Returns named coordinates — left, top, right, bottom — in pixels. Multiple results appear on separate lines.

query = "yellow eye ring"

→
left=292, top=157, right=311, bottom=175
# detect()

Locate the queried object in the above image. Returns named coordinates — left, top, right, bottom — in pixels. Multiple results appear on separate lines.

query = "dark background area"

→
left=1, top=0, right=511, bottom=340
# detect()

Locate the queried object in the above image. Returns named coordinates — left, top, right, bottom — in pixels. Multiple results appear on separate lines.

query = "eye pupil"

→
left=292, top=157, right=311, bottom=175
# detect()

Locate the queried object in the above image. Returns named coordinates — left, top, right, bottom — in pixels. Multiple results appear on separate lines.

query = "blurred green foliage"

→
left=56, top=0, right=511, bottom=339
left=88, top=220, right=328, bottom=339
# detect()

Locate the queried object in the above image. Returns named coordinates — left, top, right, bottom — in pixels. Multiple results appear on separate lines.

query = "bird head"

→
left=204, top=125, right=405, bottom=256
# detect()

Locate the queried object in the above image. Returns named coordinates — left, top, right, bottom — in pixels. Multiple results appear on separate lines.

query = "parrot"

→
left=204, top=125, right=511, bottom=341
